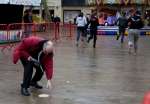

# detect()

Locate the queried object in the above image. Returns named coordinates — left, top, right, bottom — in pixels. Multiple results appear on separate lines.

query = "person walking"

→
left=116, top=12, right=128, bottom=43
left=87, top=13, right=99, bottom=48
left=13, top=36, right=54, bottom=96
left=128, top=10, right=144, bottom=55
left=76, top=12, right=87, bottom=46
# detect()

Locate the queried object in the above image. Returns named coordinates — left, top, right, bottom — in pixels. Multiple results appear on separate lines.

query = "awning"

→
left=0, top=0, right=41, bottom=6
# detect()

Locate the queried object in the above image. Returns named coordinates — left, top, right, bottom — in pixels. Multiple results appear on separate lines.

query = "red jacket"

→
left=143, top=91, right=150, bottom=104
left=13, top=36, right=53, bottom=80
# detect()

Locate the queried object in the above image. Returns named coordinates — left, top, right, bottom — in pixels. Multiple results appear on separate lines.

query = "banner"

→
left=86, top=0, right=96, bottom=5
left=86, top=0, right=131, bottom=5
left=86, top=0, right=149, bottom=5
left=0, top=30, right=22, bottom=43
left=115, top=0, right=140, bottom=5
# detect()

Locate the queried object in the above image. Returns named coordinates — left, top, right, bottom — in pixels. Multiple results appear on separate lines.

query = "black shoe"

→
left=21, top=87, right=30, bottom=96
left=30, top=82, right=43, bottom=89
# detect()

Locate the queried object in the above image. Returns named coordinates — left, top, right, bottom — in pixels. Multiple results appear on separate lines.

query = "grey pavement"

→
left=0, top=36, right=150, bottom=104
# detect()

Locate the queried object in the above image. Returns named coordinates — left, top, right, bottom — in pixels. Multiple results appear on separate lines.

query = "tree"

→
left=41, top=0, right=51, bottom=22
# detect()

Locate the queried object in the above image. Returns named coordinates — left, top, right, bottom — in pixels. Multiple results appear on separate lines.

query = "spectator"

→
left=53, top=16, right=61, bottom=38
left=23, top=10, right=33, bottom=37
left=53, top=16, right=61, bottom=23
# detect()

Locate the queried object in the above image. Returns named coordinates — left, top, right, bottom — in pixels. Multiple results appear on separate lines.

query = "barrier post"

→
left=33, top=23, right=36, bottom=36
left=54, top=22, right=60, bottom=41
left=69, top=21, right=72, bottom=39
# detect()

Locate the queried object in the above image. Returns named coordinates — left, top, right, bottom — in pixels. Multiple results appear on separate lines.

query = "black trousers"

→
left=88, top=28, right=97, bottom=47
left=20, top=59, right=44, bottom=88
left=117, top=28, right=126, bottom=42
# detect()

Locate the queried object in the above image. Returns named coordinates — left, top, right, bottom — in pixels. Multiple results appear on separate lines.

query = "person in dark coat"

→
left=53, top=16, right=61, bottom=38
left=13, top=36, right=53, bottom=96
left=116, top=12, right=128, bottom=43
left=87, top=14, right=99, bottom=48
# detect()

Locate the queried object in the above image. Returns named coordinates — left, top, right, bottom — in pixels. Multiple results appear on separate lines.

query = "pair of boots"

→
left=21, top=82, right=43, bottom=96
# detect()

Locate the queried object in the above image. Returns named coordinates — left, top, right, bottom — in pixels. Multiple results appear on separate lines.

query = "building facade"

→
left=62, top=0, right=93, bottom=23
left=47, top=0, right=62, bottom=19
left=24, top=0, right=150, bottom=23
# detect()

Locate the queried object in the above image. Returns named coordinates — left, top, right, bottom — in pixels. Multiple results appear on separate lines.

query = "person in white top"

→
left=75, top=12, right=87, bottom=46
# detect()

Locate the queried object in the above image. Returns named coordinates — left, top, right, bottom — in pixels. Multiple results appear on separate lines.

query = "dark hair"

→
left=79, top=12, right=83, bottom=17
left=129, top=8, right=135, bottom=13
left=24, top=10, right=28, bottom=14
left=122, top=12, right=126, bottom=17
left=136, top=11, right=141, bottom=16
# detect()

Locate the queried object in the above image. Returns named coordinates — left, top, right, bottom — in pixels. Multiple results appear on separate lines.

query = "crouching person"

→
left=13, top=36, right=54, bottom=96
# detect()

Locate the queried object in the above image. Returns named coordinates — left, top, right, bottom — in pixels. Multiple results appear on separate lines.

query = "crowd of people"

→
left=75, top=12, right=99, bottom=48
left=74, top=8, right=144, bottom=55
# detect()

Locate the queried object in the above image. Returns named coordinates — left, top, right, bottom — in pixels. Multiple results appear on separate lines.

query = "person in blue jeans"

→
left=76, top=12, right=87, bottom=46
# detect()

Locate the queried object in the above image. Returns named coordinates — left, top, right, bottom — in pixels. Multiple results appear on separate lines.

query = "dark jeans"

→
left=88, top=28, right=97, bottom=47
left=117, top=28, right=126, bottom=43
left=20, top=59, right=43, bottom=88
left=77, top=27, right=86, bottom=42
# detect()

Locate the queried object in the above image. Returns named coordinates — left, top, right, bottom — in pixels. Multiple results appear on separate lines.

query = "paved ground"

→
left=0, top=36, right=150, bottom=104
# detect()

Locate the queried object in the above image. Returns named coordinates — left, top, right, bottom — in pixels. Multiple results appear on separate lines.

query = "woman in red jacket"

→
left=13, top=36, right=53, bottom=96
